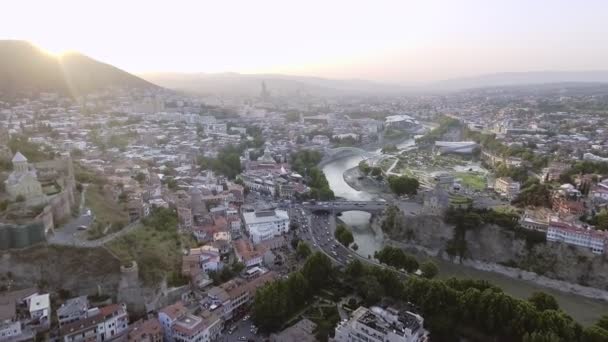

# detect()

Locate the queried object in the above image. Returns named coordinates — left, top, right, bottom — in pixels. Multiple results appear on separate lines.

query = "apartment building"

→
left=334, top=306, right=427, bottom=342
left=547, top=221, right=608, bottom=254
left=242, top=210, right=289, bottom=244
left=60, top=303, right=129, bottom=342
left=494, top=177, right=521, bottom=199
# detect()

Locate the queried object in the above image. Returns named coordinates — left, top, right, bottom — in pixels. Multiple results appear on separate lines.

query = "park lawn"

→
left=456, top=172, right=487, bottom=191
left=378, top=158, right=396, bottom=173
left=85, top=185, right=129, bottom=226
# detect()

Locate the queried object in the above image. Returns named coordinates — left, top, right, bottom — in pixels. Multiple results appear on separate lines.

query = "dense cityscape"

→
left=2, top=78, right=608, bottom=342
left=3, top=1, right=608, bottom=341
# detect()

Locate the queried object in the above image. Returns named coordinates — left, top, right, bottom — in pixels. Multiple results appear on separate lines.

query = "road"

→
left=302, top=201, right=387, bottom=213
left=47, top=185, right=142, bottom=247
left=219, top=316, right=262, bottom=342
left=293, top=206, right=409, bottom=277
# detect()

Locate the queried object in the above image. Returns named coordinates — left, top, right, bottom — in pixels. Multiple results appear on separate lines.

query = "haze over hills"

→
left=139, top=72, right=410, bottom=97
left=142, top=70, right=608, bottom=97
left=432, top=71, right=608, bottom=91
left=0, top=40, right=158, bottom=99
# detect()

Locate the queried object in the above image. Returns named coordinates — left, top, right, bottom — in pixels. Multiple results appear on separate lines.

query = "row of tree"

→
left=254, top=246, right=608, bottom=341
left=404, top=276, right=608, bottom=341
left=291, top=150, right=335, bottom=200
left=373, top=246, right=419, bottom=273
left=253, top=252, right=333, bottom=332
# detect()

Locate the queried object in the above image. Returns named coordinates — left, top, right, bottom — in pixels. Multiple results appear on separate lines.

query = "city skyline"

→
left=3, top=0, right=608, bottom=83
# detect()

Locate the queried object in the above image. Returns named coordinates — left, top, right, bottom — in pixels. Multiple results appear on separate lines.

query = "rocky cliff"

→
left=381, top=211, right=608, bottom=291
left=0, top=244, right=122, bottom=294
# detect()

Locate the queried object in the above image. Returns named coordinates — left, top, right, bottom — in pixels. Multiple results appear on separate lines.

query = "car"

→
left=238, top=336, right=247, bottom=341
left=77, top=225, right=88, bottom=230
left=243, top=315, right=250, bottom=321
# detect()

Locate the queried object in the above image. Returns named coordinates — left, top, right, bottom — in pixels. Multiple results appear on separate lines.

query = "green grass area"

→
left=449, top=194, right=473, bottom=205
left=378, top=158, right=396, bottom=173
left=85, top=185, right=129, bottom=227
left=455, top=172, right=487, bottom=190
left=105, top=208, right=197, bottom=285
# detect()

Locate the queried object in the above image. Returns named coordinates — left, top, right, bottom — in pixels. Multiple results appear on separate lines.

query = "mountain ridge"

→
left=0, top=40, right=159, bottom=99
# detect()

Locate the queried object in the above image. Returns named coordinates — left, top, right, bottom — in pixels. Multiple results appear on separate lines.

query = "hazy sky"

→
left=3, top=0, right=608, bottom=83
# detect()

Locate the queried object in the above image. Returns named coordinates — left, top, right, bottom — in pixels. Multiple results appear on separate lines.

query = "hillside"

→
left=0, top=40, right=158, bottom=99
left=140, top=72, right=407, bottom=97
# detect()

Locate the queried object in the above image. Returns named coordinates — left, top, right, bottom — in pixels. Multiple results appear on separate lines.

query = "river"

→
left=321, top=148, right=608, bottom=326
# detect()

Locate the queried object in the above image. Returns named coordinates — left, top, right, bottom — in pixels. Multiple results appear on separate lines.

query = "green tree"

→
left=302, top=252, right=333, bottom=289
left=582, top=326, right=608, bottom=342
left=358, top=160, right=371, bottom=176
left=420, top=261, right=439, bottom=279
left=296, top=241, right=312, bottom=260
left=334, top=224, right=354, bottom=247
left=387, top=175, right=420, bottom=196
left=528, top=292, right=559, bottom=311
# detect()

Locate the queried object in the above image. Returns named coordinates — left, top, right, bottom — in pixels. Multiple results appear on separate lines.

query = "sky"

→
left=2, top=0, right=608, bottom=83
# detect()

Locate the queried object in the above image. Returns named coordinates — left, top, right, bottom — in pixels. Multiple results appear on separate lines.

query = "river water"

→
left=321, top=148, right=608, bottom=325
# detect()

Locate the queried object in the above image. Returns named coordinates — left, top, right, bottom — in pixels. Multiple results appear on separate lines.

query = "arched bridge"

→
left=319, top=146, right=377, bottom=165
left=302, top=201, right=388, bottom=214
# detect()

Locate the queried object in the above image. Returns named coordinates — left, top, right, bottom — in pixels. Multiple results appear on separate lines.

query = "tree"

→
left=370, top=167, right=382, bottom=177
left=374, top=246, right=419, bottom=273
left=597, top=315, right=608, bottom=331
left=351, top=243, right=359, bottom=251
left=302, top=252, right=333, bottom=289
left=582, top=326, right=608, bottom=342
left=134, top=172, right=147, bottom=184
left=387, top=175, right=419, bottom=196
left=528, top=292, right=559, bottom=311
left=358, top=161, right=371, bottom=176
left=335, top=224, right=354, bottom=247
left=420, top=261, right=439, bottom=279
left=296, top=241, right=312, bottom=260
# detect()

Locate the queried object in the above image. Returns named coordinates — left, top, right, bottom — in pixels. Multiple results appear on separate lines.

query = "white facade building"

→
left=334, top=306, right=427, bottom=342
left=547, top=221, right=608, bottom=254
left=242, top=210, right=290, bottom=244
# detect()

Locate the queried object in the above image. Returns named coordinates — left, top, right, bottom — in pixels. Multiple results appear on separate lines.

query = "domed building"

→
left=4, top=152, right=45, bottom=205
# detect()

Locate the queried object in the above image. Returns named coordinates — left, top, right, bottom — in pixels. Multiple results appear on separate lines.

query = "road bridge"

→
left=302, top=200, right=387, bottom=214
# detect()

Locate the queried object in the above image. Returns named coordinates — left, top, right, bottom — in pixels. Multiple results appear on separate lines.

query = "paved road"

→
left=219, top=316, right=262, bottom=342
left=294, top=206, right=409, bottom=278
left=49, top=219, right=142, bottom=248
left=303, top=201, right=387, bottom=213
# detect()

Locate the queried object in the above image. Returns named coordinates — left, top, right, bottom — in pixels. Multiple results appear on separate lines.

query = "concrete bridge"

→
left=319, top=146, right=375, bottom=165
left=302, top=200, right=388, bottom=214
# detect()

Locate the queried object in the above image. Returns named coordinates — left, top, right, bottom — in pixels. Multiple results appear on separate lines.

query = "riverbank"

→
left=323, top=151, right=608, bottom=326
left=380, top=232, right=608, bottom=326
left=343, top=166, right=390, bottom=197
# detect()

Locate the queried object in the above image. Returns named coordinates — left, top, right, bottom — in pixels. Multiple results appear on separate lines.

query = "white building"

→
left=242, top=210, right=290, bottom=244
left=158, top=302, right=221, bottom=342
left=385, top=115, right=420, bottom=130
left=583, top=153, right=608, bottom=163
left=60, top=303, right=128, bottom=342
left=334, top=306, right=427, bottom=342
left=434, top=141, right=478, bottom=154
left=312, top=135, right=330, bottom=146
left=0, top=321, right=22, bottom=342
left=547, top=221, right=608, bottom=254
left=25, top=293, right=50, bottom=328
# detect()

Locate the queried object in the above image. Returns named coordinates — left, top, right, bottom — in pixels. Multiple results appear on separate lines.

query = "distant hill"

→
left=433, top=71, right=608, bottom=91
left=0, top=40, right=158, bottom=99
left=139, top=72, right=407, bottom=97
